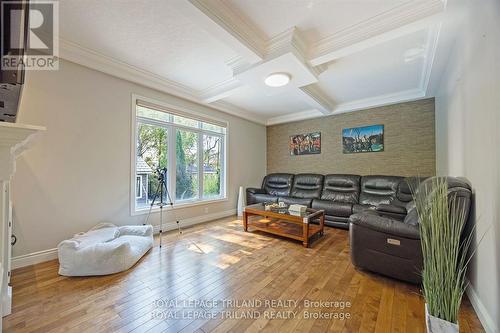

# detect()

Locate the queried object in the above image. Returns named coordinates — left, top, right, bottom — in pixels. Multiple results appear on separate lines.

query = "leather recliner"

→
left=246, top=173, right=294, bottom=204
left=278, top=174, right=324, bottom=207
left=349, top=177, right=472, bottom=284
left=247, top=173, right=415, bottom=229
left=311, top=175, right=360, bottom=229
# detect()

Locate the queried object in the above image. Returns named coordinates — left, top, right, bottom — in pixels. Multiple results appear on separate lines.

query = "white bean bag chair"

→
left=57, top=223, right=154, bottom=276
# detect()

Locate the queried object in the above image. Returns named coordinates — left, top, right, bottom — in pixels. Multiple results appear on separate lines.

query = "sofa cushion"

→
left=359, top=176, right=403, bottom=206
left=397, top=178, right=414, bottom=203
left=352, top=203, right=375, bottom=214
left=263, top=173, right=294, bottom=196
left=376, top=204, right=407, bottom=215
left=278, top=196, right=312, bottom=207
left=320, top=174, right=360, bottom=203
left=312, top=199, right=353, bottom=217
left=349, top=211, right=420, bottom=240
left=290, top=174, right=324, bottom=199
left=252, top=193, right=278, bottom=204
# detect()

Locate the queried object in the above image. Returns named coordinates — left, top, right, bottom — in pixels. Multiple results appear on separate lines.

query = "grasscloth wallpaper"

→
left=267, top=98, right=436, bottom=176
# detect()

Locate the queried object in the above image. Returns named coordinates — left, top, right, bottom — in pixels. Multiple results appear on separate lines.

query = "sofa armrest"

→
left=246, top=187, right=266, bottom=205
left=349, top=212, right=420, bottom=240
left=246, top=187, right=265, bottom=195
left=375, top=204, right=407, bottom=220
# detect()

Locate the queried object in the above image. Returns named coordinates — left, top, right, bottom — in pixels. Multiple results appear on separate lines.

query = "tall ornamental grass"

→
left=411, top=177, right=473, bottom=324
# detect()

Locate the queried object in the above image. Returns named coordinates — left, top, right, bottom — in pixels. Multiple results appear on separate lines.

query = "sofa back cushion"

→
left=359, top=176, right=403, bottom=206
left=403, top=177, right=472, bottom=225
left=290, top=174, right=324, bottom=199
left=263, top=173, right=294, bottom=196
left=321, top=174, right=361, bottom=203
left=397, top=179, right=413, bottom=203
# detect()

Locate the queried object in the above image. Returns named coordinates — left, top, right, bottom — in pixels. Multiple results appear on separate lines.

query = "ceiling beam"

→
left=174, top=0, right=265, bottom=64
left=298, top=84, right=336, bottom=114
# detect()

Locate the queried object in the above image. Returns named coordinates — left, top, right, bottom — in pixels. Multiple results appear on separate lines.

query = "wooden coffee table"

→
left=243, top=203, right=325, bottom=248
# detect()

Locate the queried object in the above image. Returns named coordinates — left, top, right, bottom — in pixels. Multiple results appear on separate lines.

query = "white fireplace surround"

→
left=0, top=122, right=45, bottom=330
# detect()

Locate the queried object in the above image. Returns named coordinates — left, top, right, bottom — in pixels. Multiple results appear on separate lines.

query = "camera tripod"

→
left=144, top=167, right=181, bottom=247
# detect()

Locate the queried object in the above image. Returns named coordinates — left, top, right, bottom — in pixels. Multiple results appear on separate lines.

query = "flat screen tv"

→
left=0, top=0, right=29, bottom=122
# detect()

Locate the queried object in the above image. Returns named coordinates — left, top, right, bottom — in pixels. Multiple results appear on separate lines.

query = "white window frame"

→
left=130, top=94, right=228, bottom=215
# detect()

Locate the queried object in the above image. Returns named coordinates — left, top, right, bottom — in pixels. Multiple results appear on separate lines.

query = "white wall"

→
left=11, top=59, right=266, bottom=257
left=435, top=1, right=500, bottom=332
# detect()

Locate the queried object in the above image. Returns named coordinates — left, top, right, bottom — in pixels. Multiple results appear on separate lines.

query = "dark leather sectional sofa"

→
left=247, top=173, right=472, bottom=284
left=246, top=173, right=412, bottom=229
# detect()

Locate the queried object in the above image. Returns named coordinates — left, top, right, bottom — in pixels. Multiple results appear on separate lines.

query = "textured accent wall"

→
left=267, top=98, right=436, bottom=176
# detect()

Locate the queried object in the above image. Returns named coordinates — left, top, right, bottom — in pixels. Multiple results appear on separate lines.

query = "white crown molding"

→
left=267, top=88, right=427, bottom=125
left=333, top=88, right=426, bottom=114
left=266, top=109, right=325, bottom=126
left=309, top=0, right=445, bottom=66
left=210, top=100, right=266, bottom=125
left=59, top=39, right=199, bottom=100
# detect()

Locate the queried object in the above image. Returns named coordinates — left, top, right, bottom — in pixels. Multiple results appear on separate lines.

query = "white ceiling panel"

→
left=225, top=0, right=408, bottom=42
left=318, top=28, right=429, bottom=103
left=59, top=0, right=237, bottom=91
left=224, top=86, right=312, bottom=117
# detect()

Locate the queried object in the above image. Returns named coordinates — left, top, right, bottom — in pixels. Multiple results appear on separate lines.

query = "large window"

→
left=133, top=98, right=226, bottom=212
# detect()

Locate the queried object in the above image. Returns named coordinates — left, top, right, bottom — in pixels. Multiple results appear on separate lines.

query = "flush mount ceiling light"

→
left=264, top=72, right=291, bottom=87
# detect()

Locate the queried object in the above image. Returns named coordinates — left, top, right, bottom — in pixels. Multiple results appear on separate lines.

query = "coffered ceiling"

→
left=58, top=0, right=447, bottom=125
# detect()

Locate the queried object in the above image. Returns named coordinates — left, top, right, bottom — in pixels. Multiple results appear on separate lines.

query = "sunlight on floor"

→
left=210, top=232, right=268, bottom=249
left=187, top=242, right=214, bottom=254
left=213, top=253, right=242, bottom=269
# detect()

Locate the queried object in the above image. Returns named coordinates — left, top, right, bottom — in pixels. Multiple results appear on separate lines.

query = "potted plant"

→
left=411, top=177, right=473, bottom=333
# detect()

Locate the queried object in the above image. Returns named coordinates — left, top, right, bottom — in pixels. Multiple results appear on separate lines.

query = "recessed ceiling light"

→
left=264, top=73, right=291, bottom=87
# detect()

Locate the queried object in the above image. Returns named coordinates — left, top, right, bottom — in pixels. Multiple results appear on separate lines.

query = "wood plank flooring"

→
left=3, top=216, right=484, bottom=333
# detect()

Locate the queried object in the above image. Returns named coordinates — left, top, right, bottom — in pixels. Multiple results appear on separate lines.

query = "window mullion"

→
left=221, top=137, right=225, bottom=198
left=198, top=133, right=204, bottom=200
left=168, top=125, right=176, bottom=204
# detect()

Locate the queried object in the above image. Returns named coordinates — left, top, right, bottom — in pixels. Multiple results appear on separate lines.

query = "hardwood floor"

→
left=3, top=216, right=484, bottom=333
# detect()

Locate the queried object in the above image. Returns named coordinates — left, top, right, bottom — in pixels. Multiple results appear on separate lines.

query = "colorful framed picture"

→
left=342, top=125, right=384, bottom=154
left=289, top=132, right=321, bottom=155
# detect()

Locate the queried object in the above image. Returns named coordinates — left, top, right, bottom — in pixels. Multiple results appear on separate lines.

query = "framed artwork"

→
left=289, top=132, right=321, bottom=155
left=342, top=125, right=384, bottom=154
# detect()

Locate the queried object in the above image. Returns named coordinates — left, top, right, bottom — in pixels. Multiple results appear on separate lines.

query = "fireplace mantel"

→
left=0, top=122, right=45, bottom=329
left=0, top=122, right=46, bottom=180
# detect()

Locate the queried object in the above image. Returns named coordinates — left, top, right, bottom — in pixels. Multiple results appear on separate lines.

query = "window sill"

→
left=131, top=197, right=229, bottom=216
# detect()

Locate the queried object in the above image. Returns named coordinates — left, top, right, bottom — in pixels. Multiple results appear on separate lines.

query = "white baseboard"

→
left=11, top=248, right=59, bottom=270
left=2, top=286, right=12, bottom=317
left=152, top=209, right=236, bottom=234
left=11, top=209, right=237, bottom=270
left=466, top=280, right=498, bottom=333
